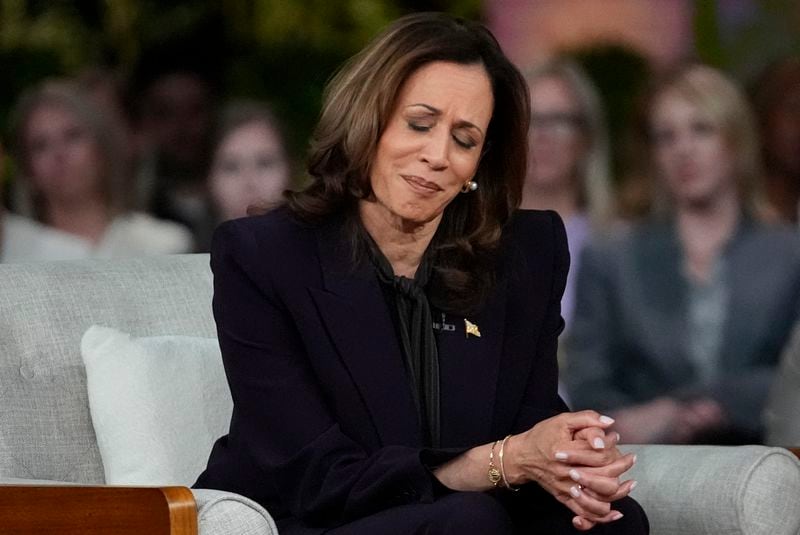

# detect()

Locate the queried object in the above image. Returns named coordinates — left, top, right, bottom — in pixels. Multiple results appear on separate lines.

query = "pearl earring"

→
left=461, top=180, right=478, bottom=193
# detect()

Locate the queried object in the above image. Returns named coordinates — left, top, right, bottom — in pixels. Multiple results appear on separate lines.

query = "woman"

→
left=208, top=100, right=291, bottom=222
left=196, top=13, right=646, bottom=534
left=10, top=80, right=192, bottom=259
left=566, top=64, right=800, bottom=445
left=522, top=59, right=613, bottom=329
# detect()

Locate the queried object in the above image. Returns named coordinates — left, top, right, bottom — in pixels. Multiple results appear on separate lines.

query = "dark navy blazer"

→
left=195, top=207, right=570, bottom=530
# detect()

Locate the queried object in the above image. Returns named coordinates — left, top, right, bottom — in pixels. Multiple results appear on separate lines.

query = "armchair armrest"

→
left=0, top=485, right=197, bottom=535
left=623, top=445, right=800, bottom=535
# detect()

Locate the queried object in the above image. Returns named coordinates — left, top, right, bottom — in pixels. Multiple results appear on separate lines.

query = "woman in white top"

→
left=8, top=79, right=192, bottom=260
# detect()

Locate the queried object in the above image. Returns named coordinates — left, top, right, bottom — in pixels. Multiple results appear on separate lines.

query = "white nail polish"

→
left=555, top=451, right=569, bottom=460
left=569, top=485, right=582, bottom=498
left=615, top=432, right=622, bottom=443
left=572, top=517, right=583, bottom=528
left=632, top=454, right=638, bottom=464
left=592, top=437, right=605, bottom=449
left=611, top=512, right=624, bottom=521
left=599, top=415, right=615, bottom=425
left=630, top=480, right=638, bottom=490
left=569, top=469, right=581, bottom=482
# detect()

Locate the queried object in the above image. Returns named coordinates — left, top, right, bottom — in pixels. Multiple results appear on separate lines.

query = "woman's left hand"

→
left=559, top=427, right=638, bottom=531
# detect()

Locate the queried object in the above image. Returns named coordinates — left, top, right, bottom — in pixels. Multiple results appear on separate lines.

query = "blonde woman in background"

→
left=566, top=64, right=800, bottom=445
left=9, top=80, right=192, bottom=259
left=522, top=59, right=613, bottom=331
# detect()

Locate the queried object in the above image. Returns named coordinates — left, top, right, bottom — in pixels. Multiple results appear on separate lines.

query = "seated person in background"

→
left=522, top=58, right=614, bottom=332
left=8, top=80, right=192, bottom=259
left=565, top=64, right=800, bottom=445
left=130, top=44, right=218, bottom=246
left=207, top=101, right=291, bottom=226
left=0, top=138, right=93, bottom=262
left=750, top=57, right=800, bottom=225
left=522, top=59, right=615, bottom=404
left=764, top=319, right=800, bottom=446
left=195, top=12, right=647, bottom=534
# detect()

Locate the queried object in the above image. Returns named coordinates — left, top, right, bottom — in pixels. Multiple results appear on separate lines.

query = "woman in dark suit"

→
left=195, top=13, right=647, bottom=534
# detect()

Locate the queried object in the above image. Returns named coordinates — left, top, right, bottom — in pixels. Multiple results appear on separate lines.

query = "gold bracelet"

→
left=488, top=440, right=502, bottom=487
left=499, top=434, right=520, bottom=491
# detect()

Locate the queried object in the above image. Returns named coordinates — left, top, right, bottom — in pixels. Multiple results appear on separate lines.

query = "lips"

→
left=675, top=165, right=701, bottom=181
left=401, top=174, right=443, bottom=194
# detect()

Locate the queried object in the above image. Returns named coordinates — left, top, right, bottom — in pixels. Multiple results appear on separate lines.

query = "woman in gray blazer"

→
left=565, top=64, right=800, bottom=444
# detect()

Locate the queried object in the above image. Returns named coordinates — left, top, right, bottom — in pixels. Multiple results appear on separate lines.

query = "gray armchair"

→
left=0, top=255, right=798, bottom=534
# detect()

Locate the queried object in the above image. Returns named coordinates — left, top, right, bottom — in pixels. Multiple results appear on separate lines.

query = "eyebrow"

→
left=407, top=103, right=484, bottom=135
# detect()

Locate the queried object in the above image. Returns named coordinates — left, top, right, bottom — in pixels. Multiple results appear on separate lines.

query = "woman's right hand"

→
left=504, top=411, right=637, bottom=528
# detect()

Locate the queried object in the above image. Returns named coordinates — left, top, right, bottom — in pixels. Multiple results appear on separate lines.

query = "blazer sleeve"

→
left=509, top=210, right=571, bottom=431
left=203, top=219, right=460, bottom=527
left=564, top=237, right=636, bottom=411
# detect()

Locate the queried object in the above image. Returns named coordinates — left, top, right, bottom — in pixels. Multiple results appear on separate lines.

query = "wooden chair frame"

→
left=0, top=485, right=197, bottom=535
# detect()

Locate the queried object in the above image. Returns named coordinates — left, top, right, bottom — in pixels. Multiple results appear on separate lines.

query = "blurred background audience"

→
left=129, top=39, right=220, bottom=248
left=207, top=100, right=290, bottom=231
left=8, top=80, right=191, bottom=259
left=0, top=141, right=89, bottom=262
left=565, top=64, right=800, bottom=445
left=751, top=57, right=800, bottom=225
left=2, top=0, right=800, bottom=448
left=522, top=58, right=613, bottom=333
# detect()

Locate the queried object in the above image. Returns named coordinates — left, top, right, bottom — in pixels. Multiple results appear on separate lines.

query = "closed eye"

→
left=408, top=122, right=431, bottom=132
left=453, top=134, right=477, bottom=149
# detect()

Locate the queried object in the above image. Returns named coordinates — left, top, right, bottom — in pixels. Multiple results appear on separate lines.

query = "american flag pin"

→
left=464, top=319, right=481, bottom=338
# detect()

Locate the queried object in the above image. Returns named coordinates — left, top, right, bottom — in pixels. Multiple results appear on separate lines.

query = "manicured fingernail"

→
left=592, top=437, right=605, bottom=449
left=569, top=469, right=581, bottom=482
left=599, top=415, right=615, bottom=424
left=630, top=480, right=638, bottom=490
left=615, top=432, right=621, bottom=442
left=555, top=451, right=569, bottom=460
left=573, top=517, right=583, bottom=528
left=611, top=512, right=624, bottom=521
left=569, top=485, right=582, bottom=498
left=632, top=454, right=638, bottom=464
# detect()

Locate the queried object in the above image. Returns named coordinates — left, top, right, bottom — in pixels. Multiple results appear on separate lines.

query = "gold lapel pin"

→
left=465, top=318, right=481, bottom=338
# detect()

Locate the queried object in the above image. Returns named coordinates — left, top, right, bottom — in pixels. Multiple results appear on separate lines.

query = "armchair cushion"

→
left=81, top=325, right=231, bottom=486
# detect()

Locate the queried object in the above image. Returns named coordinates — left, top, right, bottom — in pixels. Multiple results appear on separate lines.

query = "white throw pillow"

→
left=81, top=325, right=232, bottom=486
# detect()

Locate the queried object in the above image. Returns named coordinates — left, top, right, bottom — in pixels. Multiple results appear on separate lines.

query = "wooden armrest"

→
left=788, top=447, right=800, bottom=459
left=0, top=485, right=197, bottom=535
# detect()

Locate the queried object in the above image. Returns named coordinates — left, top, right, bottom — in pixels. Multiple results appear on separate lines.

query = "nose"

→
left=673, top=129, right=696, bottom=156
left=419, top=129, right=449, bottom=171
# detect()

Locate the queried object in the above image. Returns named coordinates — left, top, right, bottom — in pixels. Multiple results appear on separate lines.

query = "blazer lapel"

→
left=309, top=220, right=422, bottom=447
left=434, top=279, right=506, bottom=446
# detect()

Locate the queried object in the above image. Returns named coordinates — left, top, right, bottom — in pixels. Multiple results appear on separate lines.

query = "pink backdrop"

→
left=485, top=0, right=693, bottom=70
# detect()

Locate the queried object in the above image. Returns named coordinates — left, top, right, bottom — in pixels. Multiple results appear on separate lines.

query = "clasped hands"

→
left=504, top=411, right=637, bottom=531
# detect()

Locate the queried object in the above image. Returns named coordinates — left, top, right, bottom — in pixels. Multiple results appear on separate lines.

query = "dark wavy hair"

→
left=286, top=12, right=530, bottom=314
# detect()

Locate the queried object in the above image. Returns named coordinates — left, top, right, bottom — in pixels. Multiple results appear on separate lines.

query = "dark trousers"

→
left=280, top=488, right=649, bottom=534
